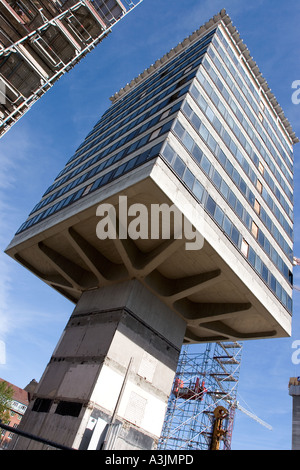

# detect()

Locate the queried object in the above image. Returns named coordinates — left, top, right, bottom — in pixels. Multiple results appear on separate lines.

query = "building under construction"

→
left=159, top=343, right=273, bottom=450
left=158, top=342, right=243, bottom=450
left=0, top=0, right=142, bottom=137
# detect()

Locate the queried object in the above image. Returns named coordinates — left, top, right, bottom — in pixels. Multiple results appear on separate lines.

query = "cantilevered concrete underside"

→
left=6, top=157, right=292, bottom=343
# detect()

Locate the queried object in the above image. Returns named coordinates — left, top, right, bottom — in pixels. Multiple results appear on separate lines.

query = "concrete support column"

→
left=12, top=280, right=186, bottom=450
left=289, top=379, right=300, bottom=450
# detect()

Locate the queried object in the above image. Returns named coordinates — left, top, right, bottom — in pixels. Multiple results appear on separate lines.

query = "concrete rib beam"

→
left=144, top=269, right=221, bottom=300
left=174, top=299, right=252, bottom=322
left=14, top=253, right=73, bottom=289
left=38, top=241, right=98, bottom=290
left=65, top=227, right=127, bottom=283
left=184, top=327, right=226, bottom=343
left=111, top=214, right=185, bottom=277
left=133, top=237, right=185, bottom=275
left=200, top=320, right=277, bottom=339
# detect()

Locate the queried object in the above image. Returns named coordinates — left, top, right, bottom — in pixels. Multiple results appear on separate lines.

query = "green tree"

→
left=0, top=381, right=13, bottom=424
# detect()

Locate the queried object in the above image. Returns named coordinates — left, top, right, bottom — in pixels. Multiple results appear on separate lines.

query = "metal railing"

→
left=0, top=420, right=75, bottom=450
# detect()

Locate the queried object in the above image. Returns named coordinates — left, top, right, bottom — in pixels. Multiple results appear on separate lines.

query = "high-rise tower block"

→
left=5, top=10, right=297, bottom=450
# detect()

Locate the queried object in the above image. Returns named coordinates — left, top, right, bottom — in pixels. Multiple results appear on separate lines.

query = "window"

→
left=183, top=168, right=195, bottom=189
left=241, top=239, right=249, bottom=257
left=261, top=263, right=269, bottom=282
left=205, top=195, right=216, bottom=216
left=163, top=142, right=175, bottom=163
left=239, top=178, right=247, bottom=196
left=254, top=199, right=261, bottom=215
left=214, top=206, right=224, bottom=227
left=192, top=144, right=203, bottom=163
left=137, top=134, right=150, bottom=149
left=276, top=282, right=282, bottom=300
left=212, top=169, right=222, bottom=189
left=220, top=180, right=229, bottom=199
left=228, top=190, right=236, bottom=209
left=229, top=139, right=237, bottom=157
left=160, top=110, right=170, bottom=121
left=222, top=129, right=231, bottom=147
left=225, top=158, right=233, bottom=176
left=149, top=128, right=161, bottom=141
left=173, top=120, right=185, bottom=139
left=248, top=246, right=256, bottom=267
left=199, top=123, right=209, bottom=141
left=230, top=225, right=240, bottom=247
left=258, top=161, right=264, bottom=174
left=264, top=237, right=271, bottom=256
left=256, top=179, right=263, bottom=193
left=206, top=105, right=215, bottom=122
left=223, top=215, right=232, bottom=236
left=269, top=273, right=276, bottom=292
left=177, top=78, right=187, bottom=88
left=125, top=157, right=138, bottom=172
left=217, top=149, right=226, bottom=167
left=184, top=65, right=192, bottom=74
left=207, top=134, right=217, bottom=153
left=251, top=221, right=258, bottom=239
left=161, top=120, right=173, bottom=134
left=183, top=132, right=194, bottom=151
left=200, top=155, right=211, bottom=175
left=232, top=168, right=240, bottom=185
left=235, top=199, right=244, bottom=219
left=32, top=398, right=53, bottom=413
left=258, top=229, right=265, bottom=248
left=114, top=162, right=127, bottom=178
left=191, top=113, right=201, bottom=130
left=190, top=84, right=200, bottom=100
left=248, top=190, right=255, bottom=207
left=55, top=401, right=82, bottom=417
left=255, top=255, right=262, bottom=273
left=168, top=92, right=179, bottom=103
left=173, top=156, right=185, bottom=177
left=82, top=183, right=93, bottom=196
left=213, top=115, right=222, bottom=133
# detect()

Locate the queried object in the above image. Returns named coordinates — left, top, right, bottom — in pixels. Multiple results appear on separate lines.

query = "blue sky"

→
left=0, top=0, right=299, bottom=450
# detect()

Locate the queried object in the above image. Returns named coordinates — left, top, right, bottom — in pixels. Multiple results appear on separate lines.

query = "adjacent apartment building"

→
left=5, top=9, right=298, bottom=450
left=0, top=379, right=30, bottom=449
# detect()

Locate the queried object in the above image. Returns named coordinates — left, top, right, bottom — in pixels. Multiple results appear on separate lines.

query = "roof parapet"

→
left=221, top=12, right=298, bottom=145
left=109, top=9, right=227, bottom=103
left=110, top=9, right=298, bottom=146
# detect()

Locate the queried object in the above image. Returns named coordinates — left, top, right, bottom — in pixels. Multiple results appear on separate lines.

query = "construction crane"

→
left=210, top=406, right=228, bottom=450
left=209, top=401, right=272, bottom=451
left=235, top=401, right=272, bottom=431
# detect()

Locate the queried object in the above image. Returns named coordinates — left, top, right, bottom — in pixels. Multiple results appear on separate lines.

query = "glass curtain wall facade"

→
left=15, top=28, right=216, bottom=234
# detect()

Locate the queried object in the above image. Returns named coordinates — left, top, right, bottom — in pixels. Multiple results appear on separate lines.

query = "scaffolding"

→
left=0, top=0, right=143, bottom=137
left=158, top=341, right=243, bottom=450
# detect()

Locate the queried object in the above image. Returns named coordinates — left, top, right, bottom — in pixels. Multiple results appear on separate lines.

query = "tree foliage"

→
left=0, top=381, right=13, bottom=424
